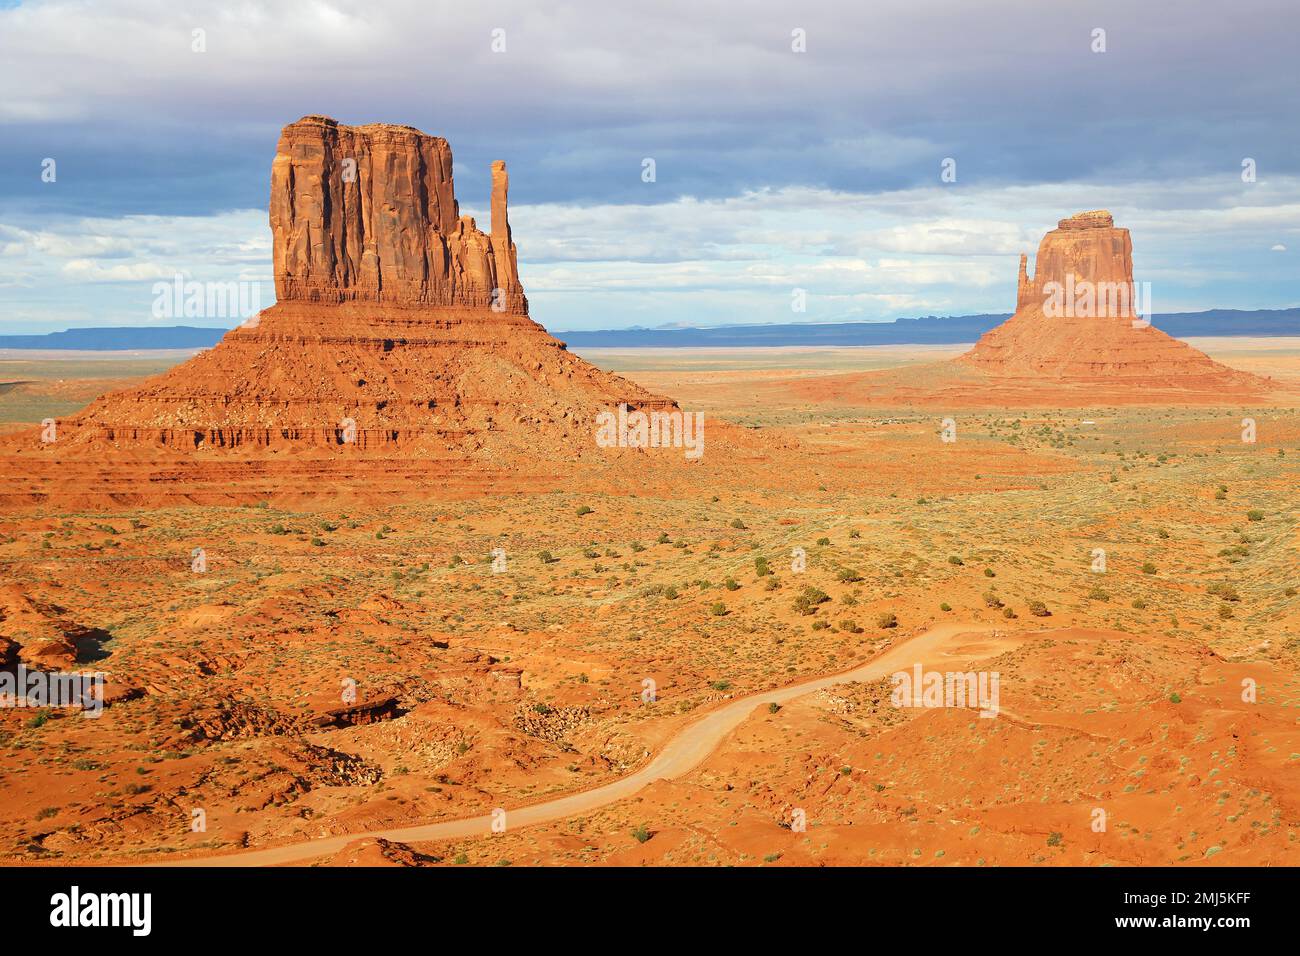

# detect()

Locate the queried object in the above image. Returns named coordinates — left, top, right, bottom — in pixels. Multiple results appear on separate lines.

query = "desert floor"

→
left=0, top=341, right=1297, bottom=866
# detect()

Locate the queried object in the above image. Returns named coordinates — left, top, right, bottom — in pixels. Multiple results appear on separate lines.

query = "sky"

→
left=0, top=0, right=1297, bottom=334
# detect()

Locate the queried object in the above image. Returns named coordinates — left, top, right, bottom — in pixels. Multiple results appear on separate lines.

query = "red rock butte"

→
left=958, top=210, right=1268, bottom=391
left=34, top=115, right=674, bottom=456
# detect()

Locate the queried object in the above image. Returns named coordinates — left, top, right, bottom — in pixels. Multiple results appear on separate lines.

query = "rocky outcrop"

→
left=25, top=116, right=675, bottom=456
left=0, top=584, right=104, bottom=670
left=960, top=211, right=1271, bottom=389
left=271, top=116, right=525, bottom=313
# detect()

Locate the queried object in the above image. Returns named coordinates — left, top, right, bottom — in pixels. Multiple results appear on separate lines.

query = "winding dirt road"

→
left=172, top=620, right=1007, bottom=867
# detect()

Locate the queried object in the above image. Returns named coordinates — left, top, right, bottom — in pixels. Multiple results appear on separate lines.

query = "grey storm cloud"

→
left=1, top=0, right=1296, bottom=333
left=2, top=0, right=1297, bottom=217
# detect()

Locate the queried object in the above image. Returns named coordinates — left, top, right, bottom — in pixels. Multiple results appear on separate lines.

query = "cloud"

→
left=60, top=259, right=173, bottom=282
left=2, top=0, right=1297, bottom=216
left=1, top=169, right=1298, bottom=332
left=0, top=1, right=1296, bottom=330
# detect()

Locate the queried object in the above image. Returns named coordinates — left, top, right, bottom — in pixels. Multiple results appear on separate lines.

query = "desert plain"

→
left=0, top=337, right=1296, bottom=867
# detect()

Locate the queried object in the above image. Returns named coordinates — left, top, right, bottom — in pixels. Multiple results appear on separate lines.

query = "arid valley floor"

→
left=1, top=340, right=1297, bottom=867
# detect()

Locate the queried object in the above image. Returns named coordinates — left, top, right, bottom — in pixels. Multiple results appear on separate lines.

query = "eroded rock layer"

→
left=960, top=210, right=1268, bottom=388
left=66, top=300, right=671, bottom=453
left=271, top=115, right=526, bottom=312
left=29, top=116, right=674, bottom=456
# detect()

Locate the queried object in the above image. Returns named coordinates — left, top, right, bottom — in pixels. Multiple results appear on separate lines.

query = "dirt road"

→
left=171, top=621, right=1008, bottom=867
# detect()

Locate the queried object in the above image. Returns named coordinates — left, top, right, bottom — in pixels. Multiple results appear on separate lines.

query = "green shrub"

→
left=1208, top=583, right=1240, bottom=601
left=793, top=587, right=830, bottom=615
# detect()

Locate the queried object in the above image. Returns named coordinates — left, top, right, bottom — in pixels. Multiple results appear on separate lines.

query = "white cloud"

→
left=3, top=172, right=1299, bottom=331
left=60, top=259, right=173, bottom=282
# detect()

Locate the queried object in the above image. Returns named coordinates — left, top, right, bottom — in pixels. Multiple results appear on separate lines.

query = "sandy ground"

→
left=0, top=340, right=1296, bottom=867
left=176, top=621, right=1010, bottom=866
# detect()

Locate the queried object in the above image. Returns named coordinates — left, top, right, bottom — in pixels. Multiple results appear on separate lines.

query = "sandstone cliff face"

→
left=40, top=116, right=674, bottom=455
left=271, top=115, right=526, bottom=313
left=1015, top=210, right=1134, bottom=308
left=963, top=210, right=1268, bottom=389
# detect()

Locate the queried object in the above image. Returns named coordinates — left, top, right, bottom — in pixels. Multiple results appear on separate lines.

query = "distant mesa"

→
left=956, top=210, right=1272, bottom=392
left=30, top=116, right=673, bottom=455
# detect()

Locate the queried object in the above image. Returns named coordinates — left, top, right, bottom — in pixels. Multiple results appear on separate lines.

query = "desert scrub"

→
left=793, top=586, right=830, bottom=615
left=576, top=505, right=593, bottom=516
left=1028, top=600, right=1050, bottom=617
left=982, top=591, right=1003, bottom=609
left=538, top=550, right=558, bottom=564
left=709, top=601, right=728, bottom=617
left=876, top=611, right=898, bottom=629
left=1208, top=583, right=1240, bottom=601
left=754, top=556, right=772, bottom=577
